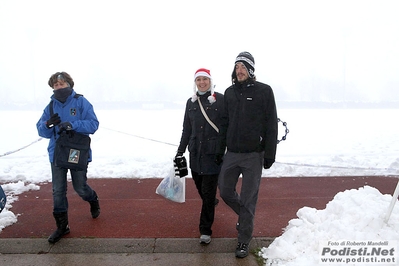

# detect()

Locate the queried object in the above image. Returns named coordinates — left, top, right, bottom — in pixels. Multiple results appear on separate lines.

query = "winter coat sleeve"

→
left=177, top=99, right=192, bottom=153
left=36, top=104, right=55, bottom=139
left=216, top=89, right=229, bottom=155
left=70, top=96, right=99, bottom=135
left=264, top=88, right=278, bottom=160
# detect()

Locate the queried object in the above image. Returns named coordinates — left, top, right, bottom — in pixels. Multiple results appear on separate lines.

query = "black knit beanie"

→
left=232, top=51, right=255, bottom=81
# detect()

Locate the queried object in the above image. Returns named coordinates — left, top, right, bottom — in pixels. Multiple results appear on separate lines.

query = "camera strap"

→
left=198, top=97, right=219, bottom=133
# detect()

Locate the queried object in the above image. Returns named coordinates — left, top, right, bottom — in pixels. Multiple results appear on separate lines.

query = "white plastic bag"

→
left=156, top=166, right=185, bottom=203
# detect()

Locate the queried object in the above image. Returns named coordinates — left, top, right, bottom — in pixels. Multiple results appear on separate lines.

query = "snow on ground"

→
left=261, top=186, right=399, bottom=265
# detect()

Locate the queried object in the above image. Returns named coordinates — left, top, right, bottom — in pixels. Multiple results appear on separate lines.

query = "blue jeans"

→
left=51, top=163, right=97, bottom=213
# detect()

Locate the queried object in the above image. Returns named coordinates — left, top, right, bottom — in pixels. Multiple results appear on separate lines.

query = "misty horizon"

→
left=1, top=1, right=398, bottom=110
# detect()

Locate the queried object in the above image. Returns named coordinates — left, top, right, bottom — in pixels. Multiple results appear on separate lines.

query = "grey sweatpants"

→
left=218, top=151, right=264, bottom=244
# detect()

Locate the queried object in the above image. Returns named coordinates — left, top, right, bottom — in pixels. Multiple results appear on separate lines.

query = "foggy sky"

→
left=0, top=0, right=398, bottom=109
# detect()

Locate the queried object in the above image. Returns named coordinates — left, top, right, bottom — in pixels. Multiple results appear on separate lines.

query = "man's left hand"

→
left=264, top=158, right=274, bottom=169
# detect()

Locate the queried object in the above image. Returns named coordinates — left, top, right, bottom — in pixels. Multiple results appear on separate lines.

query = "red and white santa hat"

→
left=192, top=68, right=216, bottom=104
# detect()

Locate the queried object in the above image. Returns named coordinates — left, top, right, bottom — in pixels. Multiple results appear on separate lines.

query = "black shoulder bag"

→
left=51, top=94, right=91, bottom=171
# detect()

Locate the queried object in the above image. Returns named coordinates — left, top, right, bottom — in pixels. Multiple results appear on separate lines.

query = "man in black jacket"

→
left=216, top=52, right=278, bottom=258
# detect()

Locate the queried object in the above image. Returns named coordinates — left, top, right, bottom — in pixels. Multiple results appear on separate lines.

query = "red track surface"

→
left=1, top=176, right=397, bottom=239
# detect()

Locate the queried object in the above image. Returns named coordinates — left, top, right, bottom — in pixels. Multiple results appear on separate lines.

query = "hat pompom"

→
left=208, top=94, right=216, bottom=104
left=191, top=97, right=198, bottom=102
left=191, top=96, right=198, bottom=102
left=207, top=85, right=216, bottom=104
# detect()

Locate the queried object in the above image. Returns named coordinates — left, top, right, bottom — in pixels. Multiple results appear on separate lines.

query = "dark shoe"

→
left=235, top=242, right=249, bottom=258
left=48, top=226, right=70, bottom=243
left=48, top=212, right=70, bottom=244
left=89, top=197, right=100, bottom=218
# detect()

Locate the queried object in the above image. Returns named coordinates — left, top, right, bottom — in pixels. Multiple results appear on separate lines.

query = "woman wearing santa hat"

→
left=175, top=68, right=225, bottom=245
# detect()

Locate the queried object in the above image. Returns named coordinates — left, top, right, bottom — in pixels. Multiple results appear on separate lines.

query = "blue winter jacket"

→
left=36, top=90, right=99, bottom=163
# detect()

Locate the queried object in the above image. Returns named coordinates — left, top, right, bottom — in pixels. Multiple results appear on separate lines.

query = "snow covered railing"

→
left=277, top=161, right=398, bottom=174
left=0, top=138, right=43, bottom=158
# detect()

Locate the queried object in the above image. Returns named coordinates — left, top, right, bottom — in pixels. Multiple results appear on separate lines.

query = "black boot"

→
left=89, top=192, right=100, bottom=218
left=48, top=212, right=70, bottom=244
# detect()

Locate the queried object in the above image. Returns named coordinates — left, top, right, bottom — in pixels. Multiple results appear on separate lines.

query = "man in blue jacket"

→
left=36, top=72, right=100, bottom=243
left=216, top=52, right=278, bottom=258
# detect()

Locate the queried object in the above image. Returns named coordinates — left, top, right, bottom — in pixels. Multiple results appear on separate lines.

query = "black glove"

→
left=46, top=113, right=61, bottom=128
left=58, top=122, right=72, bottom=132
left=215, top=153, right=223, bottom=165
left=175, top=151, right=183, bottom=159
left=174, top=152, right=188, bottom=178
left=264, top=158, right=275, bottom=169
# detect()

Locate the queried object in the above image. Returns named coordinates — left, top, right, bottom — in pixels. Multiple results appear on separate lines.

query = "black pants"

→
left=191, top=171, right=218, bottom=236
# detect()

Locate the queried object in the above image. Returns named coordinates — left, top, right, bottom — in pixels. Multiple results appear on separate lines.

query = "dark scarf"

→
left=53, top=87, right=73, bottom=103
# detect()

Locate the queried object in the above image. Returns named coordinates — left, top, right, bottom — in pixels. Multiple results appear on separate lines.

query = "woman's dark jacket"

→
left=217, top=80, right=278, bottom=160
left=177, top=91, right=224, bottom=175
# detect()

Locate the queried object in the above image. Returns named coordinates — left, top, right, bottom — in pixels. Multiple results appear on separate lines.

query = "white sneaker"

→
left=200, top=235, right=211, bottom=244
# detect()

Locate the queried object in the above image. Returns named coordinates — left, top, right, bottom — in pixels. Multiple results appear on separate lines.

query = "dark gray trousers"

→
left=218, top=151, right=263, bottom=244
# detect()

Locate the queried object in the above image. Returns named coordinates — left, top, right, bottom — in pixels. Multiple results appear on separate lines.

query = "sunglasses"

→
left=57, top=73, right=65, bottom=82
